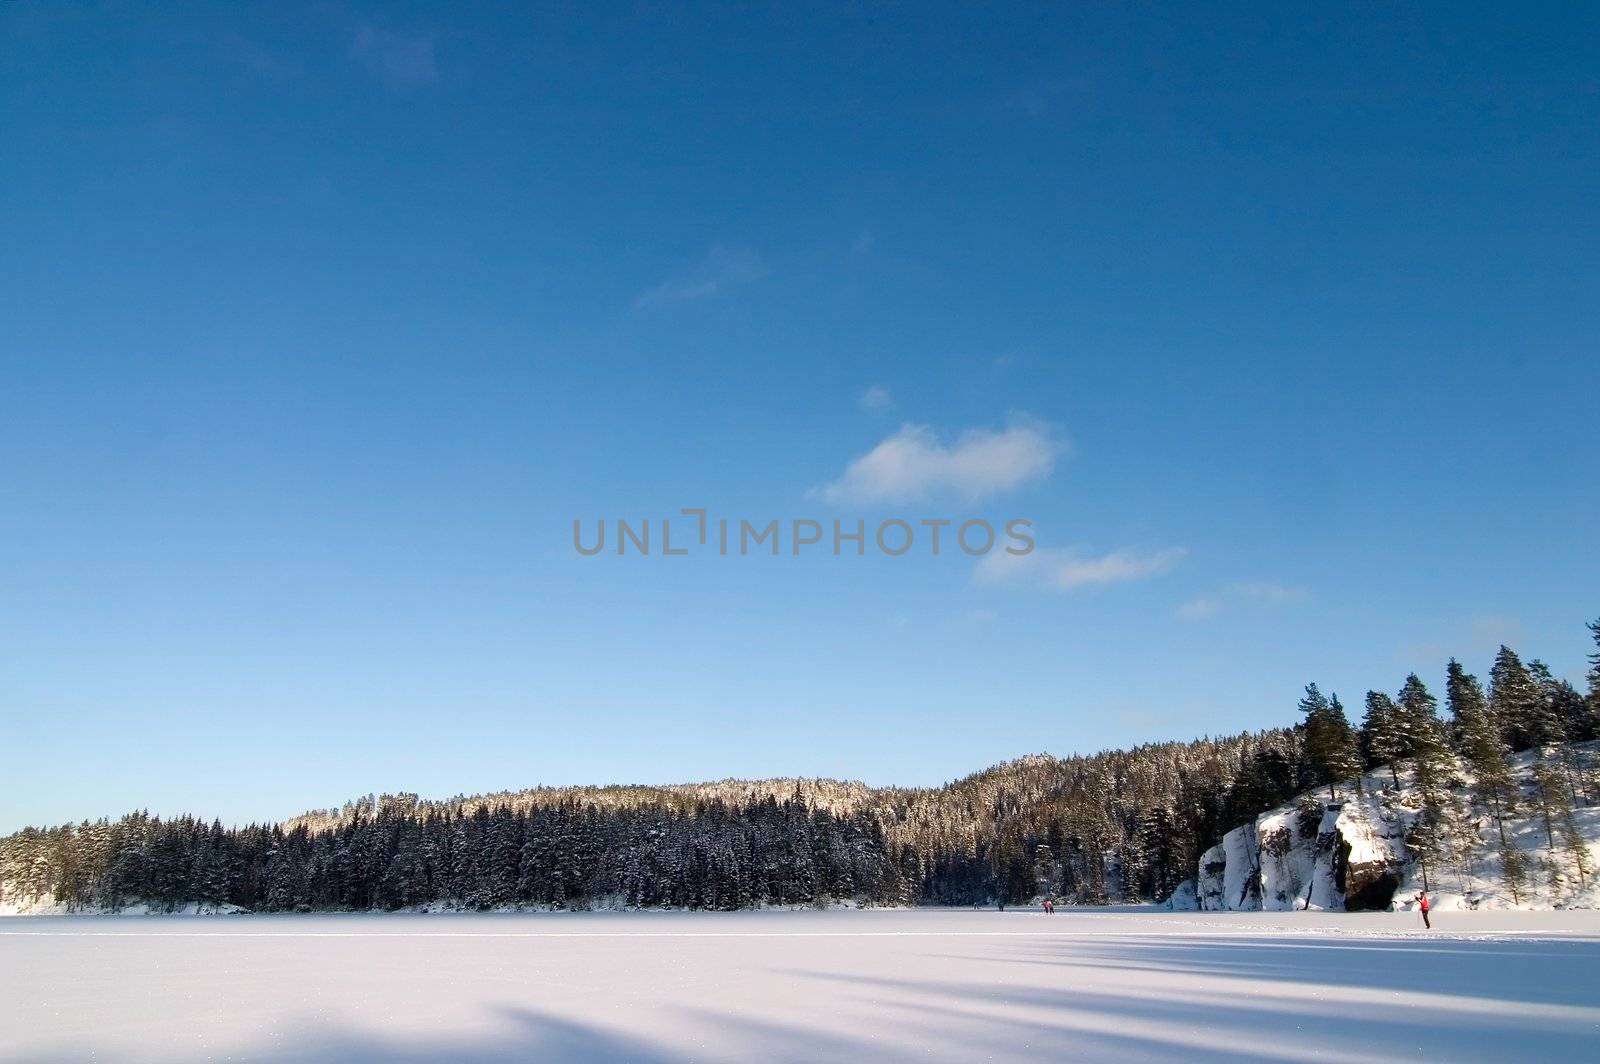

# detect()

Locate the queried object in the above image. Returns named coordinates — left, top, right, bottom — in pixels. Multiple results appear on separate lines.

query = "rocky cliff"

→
left=1174, top=743, right=1599, bottom=912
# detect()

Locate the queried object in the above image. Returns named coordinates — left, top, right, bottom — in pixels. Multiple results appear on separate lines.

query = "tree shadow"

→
left=9, top=930, right=1599, bottom=1062
left=778, top=934, right=1600, bottom=1061
left=1005, top=933, right=1600, bottom=1010
left=10, top=1005, right=682, bottom=1064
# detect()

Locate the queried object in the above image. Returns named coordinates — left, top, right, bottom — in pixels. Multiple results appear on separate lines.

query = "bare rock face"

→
left=1197, top=842, right=1228, bottom=910
left=1181, top=745, right=1600, bottom=913
left=1163, top=879, right=1200, bottom=911
left=1334, top=831, right=1402, bottom=910
left=1326, top=794, right=1407, bottom=911
left=1197, top=822, right=1264, bottom=911
left=1190, top=791, right=1407, bottom=912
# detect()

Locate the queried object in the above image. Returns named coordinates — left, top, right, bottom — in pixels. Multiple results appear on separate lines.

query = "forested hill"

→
left=5, top=623, right=1598, bottom=915
left=3, top=729, right=1303, bottom=914
left=282, top=776, right=898, bottom=833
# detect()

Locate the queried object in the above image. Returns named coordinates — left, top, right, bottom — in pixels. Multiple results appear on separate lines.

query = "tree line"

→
left=5, top=620, right=1597, bottom=912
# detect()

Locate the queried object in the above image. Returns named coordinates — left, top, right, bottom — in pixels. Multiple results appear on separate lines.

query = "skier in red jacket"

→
left=1415, top=891, right=1431, bottom=929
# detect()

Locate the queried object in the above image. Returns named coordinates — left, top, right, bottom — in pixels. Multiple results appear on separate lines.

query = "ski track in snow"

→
left=3, top=908, right=1599, bottom=1063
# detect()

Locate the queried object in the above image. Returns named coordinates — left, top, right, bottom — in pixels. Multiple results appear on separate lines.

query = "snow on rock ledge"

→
left=1190, top=745, right=1600, bottom=913
left=1163, top=879, right=1199, bottom=911
left=1199, top=786, right=1406, bottom=911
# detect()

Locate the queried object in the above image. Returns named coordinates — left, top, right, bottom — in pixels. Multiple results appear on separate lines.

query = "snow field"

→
left=3, top=908, right=1599, bottom=1062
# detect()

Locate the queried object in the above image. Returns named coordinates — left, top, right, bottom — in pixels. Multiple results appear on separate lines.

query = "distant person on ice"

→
left=1415, top=891, right=1431, bottom=929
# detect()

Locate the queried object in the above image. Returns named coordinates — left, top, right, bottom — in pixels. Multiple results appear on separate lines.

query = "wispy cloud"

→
left=1467, top=613, right=1524, bottom=648
left=1229, top=581, right=1308, bottom=604
left=351, top=25, right=438, bottom=89
left=976, top=545, right=1187, bottom=593
left=1007, top=78, right=1063, bottom=117
left=1008, top=88, right=1048, bottom=117
left=1175, top=580, right=1308, bottom=621
left=1175, top=597, right=1222, bottom=621
left=634, top=244, right=766, bottom=309
left=858, top=385, right=893, bottom=412
left=1117, top=708, right=1178, bottom=730
left=851, top=233, right=876, bottom=256
left=223, top=36, right=304, bottom=80
left=815, top=417, right=1062, bottom=504
left=1393, top=614, right=1534, bottom=674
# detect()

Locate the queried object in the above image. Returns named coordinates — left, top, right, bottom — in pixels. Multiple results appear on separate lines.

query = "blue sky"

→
left=2, top=3, right=1596, bottom=832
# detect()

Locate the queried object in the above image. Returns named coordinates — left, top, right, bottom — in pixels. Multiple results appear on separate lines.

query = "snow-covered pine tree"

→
left=1588, top=617, right=1600, bottom=719
left=1298, top=684, right=1361, bottom=799
left=1490, top=645, right=1544, bottom=753
left=1547, top=677, right=1593, bottom=744
left=1559, top=809, right=1593, bottom=893
left=1398, top=673, right=1464, bottom=888
left=1326, top=694, right=1363, bottom=797
left=1361, top=691, right=1407, bottom=787
left=1447, top=659, right=1522, bottom=902
left=1524, top=661, right=1578, bottom=886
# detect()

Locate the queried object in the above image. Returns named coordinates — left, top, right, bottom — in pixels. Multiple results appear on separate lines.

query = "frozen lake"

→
left=4, top=908, right=1599, bottom=1062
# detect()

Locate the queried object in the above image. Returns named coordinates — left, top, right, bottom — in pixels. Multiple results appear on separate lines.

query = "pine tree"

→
left=1581, top=618, right=1600, bottom=806
left=1489, top=645, right=1543, bottom=752
left=1299, top=684, right=1361, bottom=799
left=1523, top=660, right=1567, bottom=750
left=1537, top=676, right=1594, bottom=809
left=1398, top=673, right=1459, bottom=887
left=263, top=842, right=299, bottom=911
left=1560, top=811, right=1593, bottom=893
left=1588, top=617, right=1600, bottom=715
left=1298, top=683, right=1333, bottom=793
left=1499, top=835, right=1529, bottom=906
left=1326, top=695, right=1364, bottom=797
left=1525, top=660, right=1578, bottom=871
left=1447, top=659, right=1518, bottom=900
left=1548, top=678, right=1595, bottom=744
left=1398, top=675, right=1451, bottom=783
left=1361, top=691, right=1406, bottom=787
left=1448, top=660, right=1513, bottom=809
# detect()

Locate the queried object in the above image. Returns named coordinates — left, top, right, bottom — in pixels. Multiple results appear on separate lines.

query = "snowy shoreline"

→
left=7, top=906, right=1599, bottom=934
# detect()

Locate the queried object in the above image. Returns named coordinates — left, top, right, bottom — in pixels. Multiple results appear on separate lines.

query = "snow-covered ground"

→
left=3, top=909, right=1598, bottom=1062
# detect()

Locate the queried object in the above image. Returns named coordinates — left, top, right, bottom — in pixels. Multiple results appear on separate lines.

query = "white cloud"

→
left=1468, top=613, right=1524, bottom=648
left=816, top=417, right=1062, bottom=504
left=858, top=386, right=893, bottom=412
left=350, top=26, right=438, bottom=88
left=975, top=545, right=1186, bottom=593
left=224, top=36, right=304, bottom=80
left=1229, top=581, right=1308, bottom=604
left=1007, top=78, right=1068, bottom=117
left=1117, top=709, right=1178, bottom=729
left=1177, top=580, right=1309, bottom=621
left=1009, top=90, right=1047, bottom=117
left=1395, top=614, right=1534, bottom=675
left=634, top=244, right=766, bottom=309
left=1176, top=597, right=1223, bottom=621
